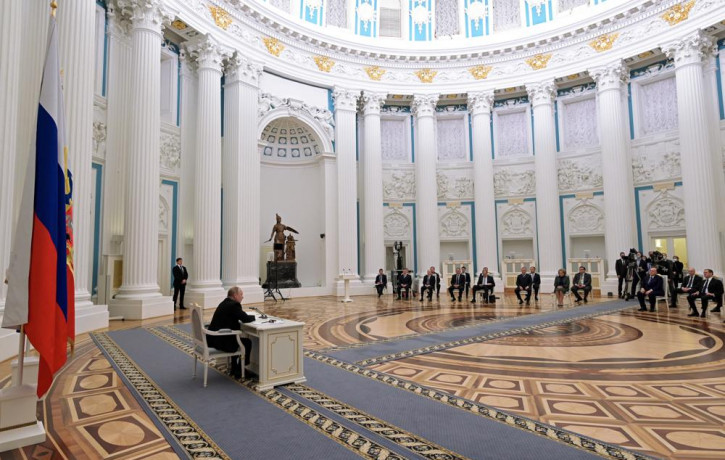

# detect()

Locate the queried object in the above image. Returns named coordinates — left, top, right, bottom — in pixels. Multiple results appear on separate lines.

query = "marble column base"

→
left=185, top=287, right=227, bottom=310
left=0, top=385, right=46, bottom=451
left=109, top=295, right=173, bottom=320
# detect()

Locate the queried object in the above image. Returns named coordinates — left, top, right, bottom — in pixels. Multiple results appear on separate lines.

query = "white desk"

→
left=241, top=317, right=306, bottom=391
left=339, top=274, right=357, bottom=302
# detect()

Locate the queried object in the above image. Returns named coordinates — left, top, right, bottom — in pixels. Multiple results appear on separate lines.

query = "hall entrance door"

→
left=651, top=236, right=687, bottom=266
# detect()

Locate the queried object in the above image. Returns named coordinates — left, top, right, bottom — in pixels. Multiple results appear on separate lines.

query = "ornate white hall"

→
left=1, top=0, right=724, bottom=361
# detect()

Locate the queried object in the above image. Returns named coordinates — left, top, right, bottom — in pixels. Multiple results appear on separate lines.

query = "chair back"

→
left=190, top=305, right=207, bottom=351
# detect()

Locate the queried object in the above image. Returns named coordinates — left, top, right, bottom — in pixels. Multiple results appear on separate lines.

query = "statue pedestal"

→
left=263, top=261, right=301, bottom=289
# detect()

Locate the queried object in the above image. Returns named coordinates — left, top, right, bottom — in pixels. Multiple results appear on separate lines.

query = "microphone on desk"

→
left=250, top=306, right=268, bottom=319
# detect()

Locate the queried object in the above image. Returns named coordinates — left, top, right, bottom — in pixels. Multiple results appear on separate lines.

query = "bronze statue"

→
left=265, top=214, right=299, bottom=261
left=284, top=234, right=297, bottom=261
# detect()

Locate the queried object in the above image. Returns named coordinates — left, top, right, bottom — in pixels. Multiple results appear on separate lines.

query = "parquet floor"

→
left=1, top=293, right=723, bottom=459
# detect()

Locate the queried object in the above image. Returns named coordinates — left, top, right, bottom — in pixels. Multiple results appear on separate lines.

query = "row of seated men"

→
left=635, top=266, right=724, bottom=317
left=375, top=266, right=498, bottom=303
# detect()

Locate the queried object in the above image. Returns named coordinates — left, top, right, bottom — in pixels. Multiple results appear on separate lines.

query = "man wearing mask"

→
left=671, top=256, right=684, bottom=288
left=615, top=252, right=628, bottom=299
left=630, top=252, right=648, bottom=300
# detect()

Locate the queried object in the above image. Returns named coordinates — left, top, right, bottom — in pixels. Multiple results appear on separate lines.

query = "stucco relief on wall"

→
left=93, top=121, right=106, bottom=159
left=384, top=208, right=411, bottom=240
left=160, top=132, right=181, bottom=170
left=558, top=158, right=603, bottom=192
left=631, top=144, right=681, bottom=185
left=493, top=167, right=535, bottom=197
left=647, top=192, right=685, bottom=229
left=258, top=93, right=335, bottom=140
left=439, top=208, right=469, bottom=238
left=501, top=207, right=533, bottom=236
left=437, top=171, right=474, bottom=200
left=383, top=170, right=416, bottom=201
left=568, top=203, right=604, bottom=234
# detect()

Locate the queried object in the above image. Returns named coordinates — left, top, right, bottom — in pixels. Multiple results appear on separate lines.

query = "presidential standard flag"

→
left=2, top=13, right=75, bottom=398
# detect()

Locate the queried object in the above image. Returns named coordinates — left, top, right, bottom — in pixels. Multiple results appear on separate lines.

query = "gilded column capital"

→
left=333, top=87, right=360, bottom=112
left=225, top=51, right=263, bottom=87
left=116, top=0, right=175, bottom=35
left=661, top=30, right=716, bottom=68
left=412, top=94, right=439, bottom=118
left=467, top=90, right=494, bottom=115
left=361, top=91, right=387, bottom=116
left=589, top=60, right=629, bottom=92
left=525, top=80, right=557, bottom=107
left=184, top=33, right=231, bottom=73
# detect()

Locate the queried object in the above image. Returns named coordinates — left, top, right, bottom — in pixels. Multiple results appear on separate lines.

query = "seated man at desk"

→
left=397, top=268, right=412, bottom=300
left=207, top=287, right=255, bottom=379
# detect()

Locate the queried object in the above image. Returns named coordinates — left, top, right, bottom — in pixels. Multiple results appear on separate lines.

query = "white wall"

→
left=440, top=242, right=469, bottom=262
left=260, top=162, right=325, bottom=286
left=502, top=239, right=535, bottom=260
left=259, top=72, right=330, bottom=109
left=569, top=236, right=605, bottom=259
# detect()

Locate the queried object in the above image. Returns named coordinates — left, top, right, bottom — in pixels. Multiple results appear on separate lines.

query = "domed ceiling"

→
left=261, top=117, right=324, bottom=161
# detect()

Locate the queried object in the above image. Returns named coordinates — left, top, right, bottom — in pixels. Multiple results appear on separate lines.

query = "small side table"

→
left=339, top=274, right=357, bottom=302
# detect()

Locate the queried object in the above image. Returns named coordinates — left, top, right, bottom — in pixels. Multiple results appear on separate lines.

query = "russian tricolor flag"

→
left=2, top=13, right=75, bottom=398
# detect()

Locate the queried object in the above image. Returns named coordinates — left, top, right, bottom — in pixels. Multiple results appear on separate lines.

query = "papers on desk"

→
left=252, top=318, right=284, bottom=325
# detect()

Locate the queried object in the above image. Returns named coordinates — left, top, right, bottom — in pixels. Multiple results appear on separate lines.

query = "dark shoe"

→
left=526, top=301, right=530, bottom=306
left=583, top=298, right=588, bottom=304
left=419, top=298, right=424, bottom=302
left=711, top=308, right=721, bottom=312
left=638, top=308, right=647, bottom=312
left=649, top=308, right=655, bottom=312
left=180, top=305, right=187, bottom=310
left=535, top=296, right=539, bottom=301
left=428, top=296, right=432, bottom=300
left=687, top=312, right=698, bottom=317
left=470, top=299, right=476, bottom=303
left=458, top=297, right=462, bottom=302
left=518, top=300, right=524, bottom=305
left=397, top=297, right=401, bottom=300
left=700, top=313, right=707, bottom=318
left=451, top=297, right=456, bottom=301
left=669, top=304, right=677, bottom=308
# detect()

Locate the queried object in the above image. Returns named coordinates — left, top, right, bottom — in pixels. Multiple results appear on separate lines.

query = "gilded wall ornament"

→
left=661, top=1, right=695, bottom=26
left=314, top=55, right=336, bottom=72
left=365, top=66, right=386, bottom=81
left=525, top=53, right=552, bottom=70
left=588, top=33, right=619, bottom=52
left=415, top=68, right=437, bottom=83
left=469, top=65, right=492, bottom=80
left=171, top=19, right=187, bottom=30
left=208, top=5, right=232, bottom=30
left=263, top=37, right=285, bottom=57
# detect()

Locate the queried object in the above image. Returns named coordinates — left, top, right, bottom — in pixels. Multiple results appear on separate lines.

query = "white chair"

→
left=191, top=304, right=247, bottom=387
left=551, top=290, right=574, bottom=308
left=655, top=275, right=669, bottom=307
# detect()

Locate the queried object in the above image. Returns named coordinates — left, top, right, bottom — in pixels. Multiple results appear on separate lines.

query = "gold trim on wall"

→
left=365, top=66, right=386, bottom=81
left=313, top=55, right=336, bottom=72
left=415, top=68, right=437, bottom=83
left=208, top=5, right=232, bottom=30
left=469, top=65, right=493, bottom=80
left=589, top=33, right=619, bottom=52
left=263, top=37, right=285, bottom=57
left=525, top=53, right=552, bottom=71
left=661, top=1, right=696, bottom=26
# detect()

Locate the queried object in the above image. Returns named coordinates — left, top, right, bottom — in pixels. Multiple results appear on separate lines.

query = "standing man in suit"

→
left=672, top=267, right=702, bottom=310
left=374, top=268, right=387, bottom=298
left=461, top=266, right=471, bottom=299
left=172, top=257, right=188, bottom=310
left=515, top=267, right=532, bottom=305
left=529, top=266, right=541, bottom=301
left=448, top=268, right=465, bottom=301
left=571, top=266, right=592, bottom=303
left=471, top=267, right=495, bottom=303
left=206, top=287, right=255, bottom=379
left=671, top=256, right=684, bottom=288
left=429, top=266, right=441, bottom=298
left=630, top=252, right=648, bottom=300
left=420, top=269, right=434, bottom=301
left=637, top=267, right=664, bottom=312
left=397, top=269, right=412, bottom=300
left=690, top=269, right=724, bottom=318
left=615, top=252, right=628, bottom=299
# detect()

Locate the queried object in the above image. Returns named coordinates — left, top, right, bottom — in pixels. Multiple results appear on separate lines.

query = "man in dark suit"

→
left=172, top=257, right=188, bottom=310
left=689, top=269, right=724, bottom=318
left=207, top=287, right=255, bottom=379
left=630, top=253, right=648, bottom=300
left=420, top=269, right=434, bottom=301
left=397, top=269, right=412, bottom=300
left=429, top=266, right=441, bottom=298
left=461, top=266, right=471, bottom=299
left=529, top=266, right=541, bottom=301
left=672, top=267, right=702, bottom=309
left=471, top=267, right=495, bottom=303
left=571, top=266, right=592, bottom=303
left=448, top=268, right=465, bottom=301
left=374, top=268, right=387, bottom=297
left=514, top=267, right=532, bottom=305
left=671, top=256, right=684, bottom=288
left=637, top=267, right=664, bottom=312
left=615, top=252, right=628, bottom=299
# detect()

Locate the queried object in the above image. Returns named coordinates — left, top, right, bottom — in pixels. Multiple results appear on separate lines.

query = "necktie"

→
left=687, top=277, right=693, bottom=288
left=703, top=279, right=710, bottom=293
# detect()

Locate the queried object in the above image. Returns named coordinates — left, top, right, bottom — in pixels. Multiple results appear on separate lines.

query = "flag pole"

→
left=16, top=325, right=26, bottom=387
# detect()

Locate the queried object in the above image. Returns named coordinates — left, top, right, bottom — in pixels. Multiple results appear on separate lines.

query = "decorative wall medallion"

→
left=313, top=55, right=336, bottom=72
left=569, top=204, right=604, bottom=233
left=648, top=193, right=685, bottom=228
left=501, top=208, right=532, bottom=236
left=263, top=37, right=285, bottom=57
left=415, top=69, right=437, bottom=83
left=384, top=210, right=410, bottom=239
left=469, top=65, right=492, bottom=80
left=588, top=33, right=619, bottom=52
left=208, top=5, right=232, bottom=30
left=171, top=19, right=188, bottom=30
left=661, top=1, right=695, bottom=26
left=92, top=121, right=106, bottom=158
left=365, top=66, right=386, bottom=81
left=440, top=209, right=469, bottom=238
left=357, top=0, right=376, bottom=32
left=525, top=53, right=552, bottom=70
left=383, top=171, right=416, bottom=201
left=410, top=1, right=432, bottom=34
left=466, top=1, right=489, bottom=31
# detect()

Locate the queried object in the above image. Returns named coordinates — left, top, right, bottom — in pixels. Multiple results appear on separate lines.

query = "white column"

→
left=413, top=94, right=440, bottom=277
left=663, top=31, right=723, bottom=274
left=468, top=91, right=499, bottom=281
left=333, top=88, right=361, bottom=290
left=102, top=4, right=131, bottom=258
left=361, top=91, right=387, bottom=282
left=526, top=81, right=562, bottom=281
left=704, top=50, right=725, bottom=236
left=111, top=0, right=174, bottom=319
left=221, top=52, right=264, bottom=303
left=185, top=34, right=228, bottom=308
left=589, top=61, right=637, bottom=278
left=0, top=0, right=22, bottom=361
left=179, top=56, right=197, bottom=277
